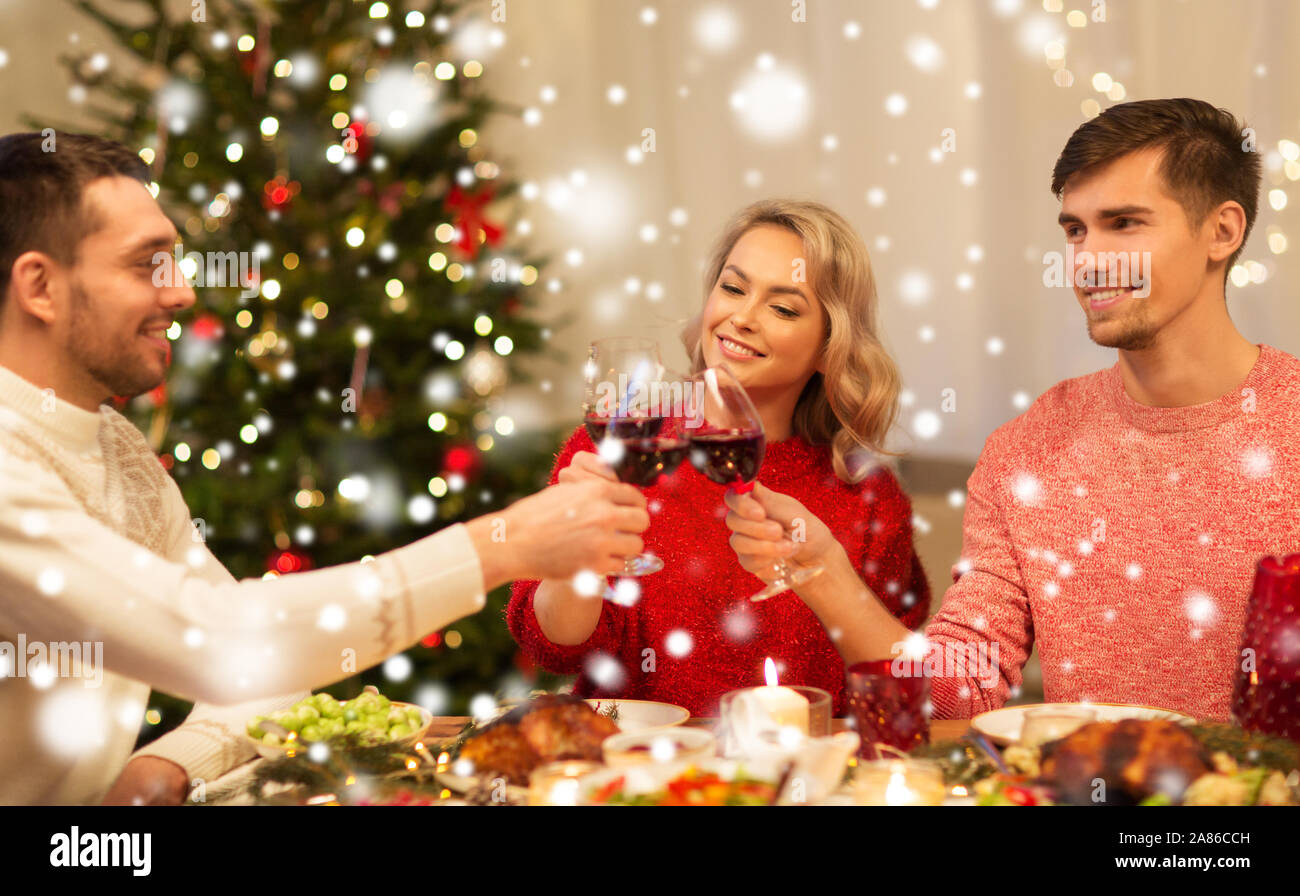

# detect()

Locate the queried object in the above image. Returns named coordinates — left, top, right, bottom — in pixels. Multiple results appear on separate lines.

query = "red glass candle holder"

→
left=1231, top=553, right=1300, bottom=744
left=846, top=659, right=931, bottom=760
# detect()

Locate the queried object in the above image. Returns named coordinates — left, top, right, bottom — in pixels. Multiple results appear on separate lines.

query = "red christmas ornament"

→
left=445, top=185, right=503, bottom=259
left=342, top=120, right=371, bottom=162
left=262, top=175, right=301, bottom=211
left=420, top=631, right=442, bottom=649
left=442, top=444, right=481, bottom=479
left=192, top=313, right=223, bottom=341
left=267, top=548, right=314, bottom=575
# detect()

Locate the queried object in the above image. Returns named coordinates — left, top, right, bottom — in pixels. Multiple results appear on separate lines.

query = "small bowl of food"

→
left=585, top=698, right=690, bottom=732
left=246, top=687, right=432, bottom=758
left=602, top=727, right=717, bottom=768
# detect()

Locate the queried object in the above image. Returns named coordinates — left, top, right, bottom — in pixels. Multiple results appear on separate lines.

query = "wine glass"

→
left=684, top=364, right=824, bottom=602
left=582, top=337, right=663, bottom=442
left=581, top=338, right=686, bottom=577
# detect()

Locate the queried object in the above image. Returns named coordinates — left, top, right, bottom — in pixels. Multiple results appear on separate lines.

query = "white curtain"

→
left=6, top=0, right=1299, bottom=460
left=480, top=0, right=1300, bottom=460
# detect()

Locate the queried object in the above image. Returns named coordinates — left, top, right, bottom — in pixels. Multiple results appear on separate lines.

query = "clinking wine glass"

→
left=581, top=338, right=686, bottom=577
left=684, top=364, right=824, bottom=602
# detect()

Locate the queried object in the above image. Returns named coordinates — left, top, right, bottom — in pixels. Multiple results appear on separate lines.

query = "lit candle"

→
left=750, top=658, right=810, bottom=734
left=527, top=760, right=602, bottom=806
left=853, top=759, right=946, bottom=806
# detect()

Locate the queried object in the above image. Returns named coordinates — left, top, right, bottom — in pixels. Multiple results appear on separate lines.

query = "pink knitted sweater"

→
left=926, top=344, right=1300, bottom=721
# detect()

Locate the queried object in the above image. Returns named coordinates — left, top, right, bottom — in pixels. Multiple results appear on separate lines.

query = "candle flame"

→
left=764, top=657, right=778, bottom=687
left=885, top=770, right=915, bottom=806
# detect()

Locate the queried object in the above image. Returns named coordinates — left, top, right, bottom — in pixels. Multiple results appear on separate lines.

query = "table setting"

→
left=198, top=651, right=1299, bottom=807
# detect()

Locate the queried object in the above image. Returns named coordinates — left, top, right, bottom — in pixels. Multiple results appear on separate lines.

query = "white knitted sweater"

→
left=0, top=364, right=486, bottom=804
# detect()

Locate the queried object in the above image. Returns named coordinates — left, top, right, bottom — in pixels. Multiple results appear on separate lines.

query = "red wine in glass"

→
left=688, top=430, right=766, bottom=486
left=609, top=437, right=689, bottom=488
left=685, top=364, right=823, bottom=602
left=580, top=337, right=678, bottom=578
left=586, top=414, right=666, bottom=443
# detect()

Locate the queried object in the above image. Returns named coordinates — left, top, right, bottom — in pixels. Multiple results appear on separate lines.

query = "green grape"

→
left=261, top=733, right=282, bottom=747
left=344, top=720, right=369, bottom=735
left=246, top=720, right=266, bottom=739
left=386, top=707, right=406, bottom=725
left=343, top=707, right=359, bottom=722
left=273, top=711, right=302, bottom=733
left=388, top=724, right=412, bottom=740
left=296, top=704, right=321, bottom=721
left=300, top=724, right=323, bottom=742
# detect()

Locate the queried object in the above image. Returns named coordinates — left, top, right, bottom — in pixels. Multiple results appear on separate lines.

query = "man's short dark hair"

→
left=0, top=131, right=151, bottom=300
left=1051, top=98, right=1261, bottom=272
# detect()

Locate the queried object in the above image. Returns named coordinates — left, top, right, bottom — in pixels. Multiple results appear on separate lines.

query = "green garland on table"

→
left=910, top=741, right=1001, bottom=788
left=195, top=733, right=471, bottom=806
left=1185, top=723, right=1300, bottom=774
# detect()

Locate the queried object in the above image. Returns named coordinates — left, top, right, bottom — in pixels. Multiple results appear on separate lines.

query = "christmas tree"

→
left=43, top=0, right=569, bottom=742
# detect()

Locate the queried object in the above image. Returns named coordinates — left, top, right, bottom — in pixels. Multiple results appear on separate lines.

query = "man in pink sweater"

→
left=726, top=98, right=1300, bottom=721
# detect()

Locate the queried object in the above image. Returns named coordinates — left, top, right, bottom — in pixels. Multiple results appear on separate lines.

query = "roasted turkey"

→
left=1038, top=719, right=1212, bottom=805
left=457, top=694, right=621, bottom=784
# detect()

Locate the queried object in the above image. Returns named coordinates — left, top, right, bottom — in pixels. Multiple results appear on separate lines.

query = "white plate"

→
left=585, top=699, right=690, bottom=732
left=971, top=702, right=1195, bottom=746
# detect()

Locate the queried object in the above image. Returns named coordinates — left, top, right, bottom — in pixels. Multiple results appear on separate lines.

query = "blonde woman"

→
left=507, top=200, right=928, bottom=716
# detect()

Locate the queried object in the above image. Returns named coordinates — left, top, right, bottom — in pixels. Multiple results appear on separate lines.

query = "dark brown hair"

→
left=0, top=131, right=151, bottom=299
left=1051, top=98, right=1260, bottom=272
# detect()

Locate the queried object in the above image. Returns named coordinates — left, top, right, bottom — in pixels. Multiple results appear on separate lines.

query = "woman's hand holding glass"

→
left=723, top=482, right=841, bottom=593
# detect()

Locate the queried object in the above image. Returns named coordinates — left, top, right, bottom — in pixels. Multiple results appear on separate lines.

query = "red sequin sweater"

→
left=507, top=426, right=930, bottom=716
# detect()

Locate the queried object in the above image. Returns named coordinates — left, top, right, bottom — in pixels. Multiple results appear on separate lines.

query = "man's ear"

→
left=1205, top=200, right=1247, bottom=265
left=7, top=251, right=61, bottom=325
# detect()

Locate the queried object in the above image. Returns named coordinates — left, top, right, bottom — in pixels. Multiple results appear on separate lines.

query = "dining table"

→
left=199, top=716, right=975, bottom=804
left=419, top=716, right=973, bottom=743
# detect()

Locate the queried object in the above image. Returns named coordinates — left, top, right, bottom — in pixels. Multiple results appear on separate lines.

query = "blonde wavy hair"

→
left=681, top=199, right=902, bottom=484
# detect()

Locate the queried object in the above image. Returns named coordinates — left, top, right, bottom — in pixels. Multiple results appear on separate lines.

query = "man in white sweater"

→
left=0, top=131, right=650, bottom=804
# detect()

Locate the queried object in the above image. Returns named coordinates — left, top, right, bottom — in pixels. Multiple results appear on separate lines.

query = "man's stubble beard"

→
left=66, top=279, right=163, bottom=399
left=1086, top=299, right=1159, bottom=352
